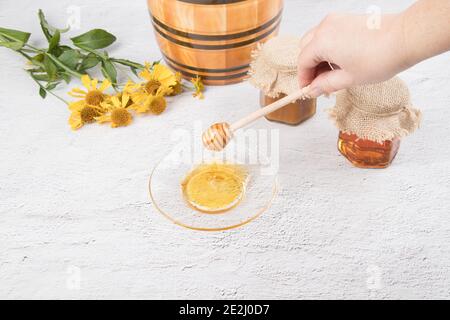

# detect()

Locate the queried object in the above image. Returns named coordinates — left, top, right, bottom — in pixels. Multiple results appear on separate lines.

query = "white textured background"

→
left=1, top=0, right=449, bottom=299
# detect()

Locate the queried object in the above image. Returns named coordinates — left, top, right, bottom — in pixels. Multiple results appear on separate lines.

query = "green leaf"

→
left=0, top=27, right=31, bottom=50
left=38, top=9, right=53, bottom=41
left=71, top=29, right=116, bottom=50
left=130, top=67, right=139, bottom=77
left=101, top=59, right=117, bottom=84
left=79, top=46, right=107, bottom=60
left=28, top=53, right=45, bottom=69
left=0, top=27, right=31, bottom=44
left=32, top=53, right=45, bottom=62
left=43, top=55, right=58, bottom=80
left=45, top=53, right=84, bottom=78
left=46, top=82, right=59, bottom=91
left=48, top=29, right=60, bottom=52
left=30, top=73, right=50, bottom=81
left=52, top=45, right=72, bottom=57
left=58, top=49, right=80, bottom=69
left=0, top=40, right=24, bottom=50
left=79, top=53, right=99, bottom=71
left=38, top=9, right=70, bottom=41
left=61, top=73, right=71, bottom=84
left=59, top=45, right=73, bottom=52
left=39, top=87, right=47, bottom=99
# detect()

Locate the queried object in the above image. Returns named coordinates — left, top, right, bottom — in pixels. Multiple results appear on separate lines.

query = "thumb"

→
left=307, top=69, right=353, bottom=98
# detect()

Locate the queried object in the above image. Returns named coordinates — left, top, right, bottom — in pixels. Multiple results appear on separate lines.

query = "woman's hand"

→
left=298, top=13, right=408, bottom=98
left=299, top=0, right=450, bottom=98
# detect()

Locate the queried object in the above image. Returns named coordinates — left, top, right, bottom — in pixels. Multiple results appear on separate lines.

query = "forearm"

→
left=401, top=0, right=450, bottom=67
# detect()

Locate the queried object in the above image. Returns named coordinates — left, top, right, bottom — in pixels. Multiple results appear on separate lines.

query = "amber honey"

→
left=260, top=92, right=316, bottom=125
left=181, top=163, right=248, bottom=213
left=338, top=131, right=400, bottom=169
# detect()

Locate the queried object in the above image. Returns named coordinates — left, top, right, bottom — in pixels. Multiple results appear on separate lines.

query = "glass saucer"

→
left=149, top=152, right=278, bottom=231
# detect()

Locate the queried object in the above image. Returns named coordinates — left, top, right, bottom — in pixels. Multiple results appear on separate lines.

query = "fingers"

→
left=299, top=26, right=316, bottom=52
left=307, top=69, right=353, bottom=98
left=297, top=39, right=323, bottom=89
left=297, top=27, right=318, bottom=89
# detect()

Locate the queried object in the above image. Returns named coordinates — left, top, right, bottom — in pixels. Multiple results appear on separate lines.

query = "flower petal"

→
left=111, top=96, right=121, bottom=108
left=124, top=80, right=138, bottom=93
left=81, top=75, right=92, bottom=90
left=68, top=100, right=86, bottom=111
left=122, top=93, right=130, bottom=108
left=68, top=112, right=83, bottom=130
left=139, top=68, right=152, bottom=81
left=99, top=79, right=111, bottom=92
left=91, top=78, right=99, bottom=90
left=95, top=114, right=111, bottom=124
left=157, top=86, right=173, bottom=96
left=68, top=92, right=85, bottom=98
left=71, top=88, right=87, bottom=95
left=129, top=103, right=149, bottom=113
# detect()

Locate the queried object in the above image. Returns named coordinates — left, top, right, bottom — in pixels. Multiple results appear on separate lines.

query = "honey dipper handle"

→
left=229, top=89, right=309, bottom=132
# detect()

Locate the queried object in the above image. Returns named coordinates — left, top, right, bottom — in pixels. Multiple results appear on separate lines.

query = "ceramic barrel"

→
left=148, top=0, right=284, bottom=85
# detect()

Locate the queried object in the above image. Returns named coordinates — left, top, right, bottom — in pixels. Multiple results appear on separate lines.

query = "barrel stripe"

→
left=165, top=60, right=249, bottom=80
left=162, top=53, right=249, bottom=73
left=151, top=10, right=282, bottom=41
left=149, top=0, right=283, bottom=85
left=153, top=19, right=281, bottom=50
left=176, top=0, right=246, bottom=4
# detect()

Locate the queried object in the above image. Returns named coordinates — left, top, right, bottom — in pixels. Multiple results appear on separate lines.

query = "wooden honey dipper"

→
left=203, top=87, right=312, bottom=151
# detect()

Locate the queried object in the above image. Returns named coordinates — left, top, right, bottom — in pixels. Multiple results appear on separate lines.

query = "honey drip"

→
left=338, top=131, right=400, bottom=169
left=181, top=163, right=248, bottom=213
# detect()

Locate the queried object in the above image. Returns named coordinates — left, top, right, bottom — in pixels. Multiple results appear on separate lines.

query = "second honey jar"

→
left=250, top=36, right=316, bottom=125
left=329, top=77, right=422, bottom=169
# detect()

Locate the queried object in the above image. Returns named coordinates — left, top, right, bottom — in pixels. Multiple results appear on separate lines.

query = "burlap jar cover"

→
left=248, top=36, right=301, bottom=97
left=328, top=77, right=422, bottom=143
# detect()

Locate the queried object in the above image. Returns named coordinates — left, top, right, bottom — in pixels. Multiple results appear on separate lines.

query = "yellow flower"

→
left=123, top=79, right=139, bottom=95
left=129, top=89, right=167, bottom=115
left=68, top=75, right=111, bottom=107
left=191, top=76, right=205, bottom=99
left=68, top=101, right=104, bottom=130
left=138, top=63, right=176, bottom=95
left=127, top=64, right=176, bottom=113
left=148, top=95, right=167, bottom=115
left=67, top=75, right=112, bottom=130
left=95, top=93, right=133, bottom=128
left=116, top=91, right=134, bottom=108
left=168, top=72, right=184, bottom=96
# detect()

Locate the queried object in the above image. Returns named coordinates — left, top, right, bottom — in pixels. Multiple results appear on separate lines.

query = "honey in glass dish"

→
left=181, top=163, right=248, bottom=213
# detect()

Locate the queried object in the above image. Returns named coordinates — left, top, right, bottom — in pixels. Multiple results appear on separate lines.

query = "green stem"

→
left=21, top=48, right=37, bottom=54
left=182, top=83, right=194, bottom=90
left=110, top=58, right=145, bottom=70
left=21, top=41, right=142, bottom=92
left=18, top=50, right=46, bottom=70
left=23, top=43, right=42, bottom=52
left=76, top=45, right=108, bottom=60
left=45, top=52, right=84, bottom=78
left=28, top=71, right=69, bottom=105
left=23, top=44, right=84, bottom=78
left=18, top=50, right=33, bottom=61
